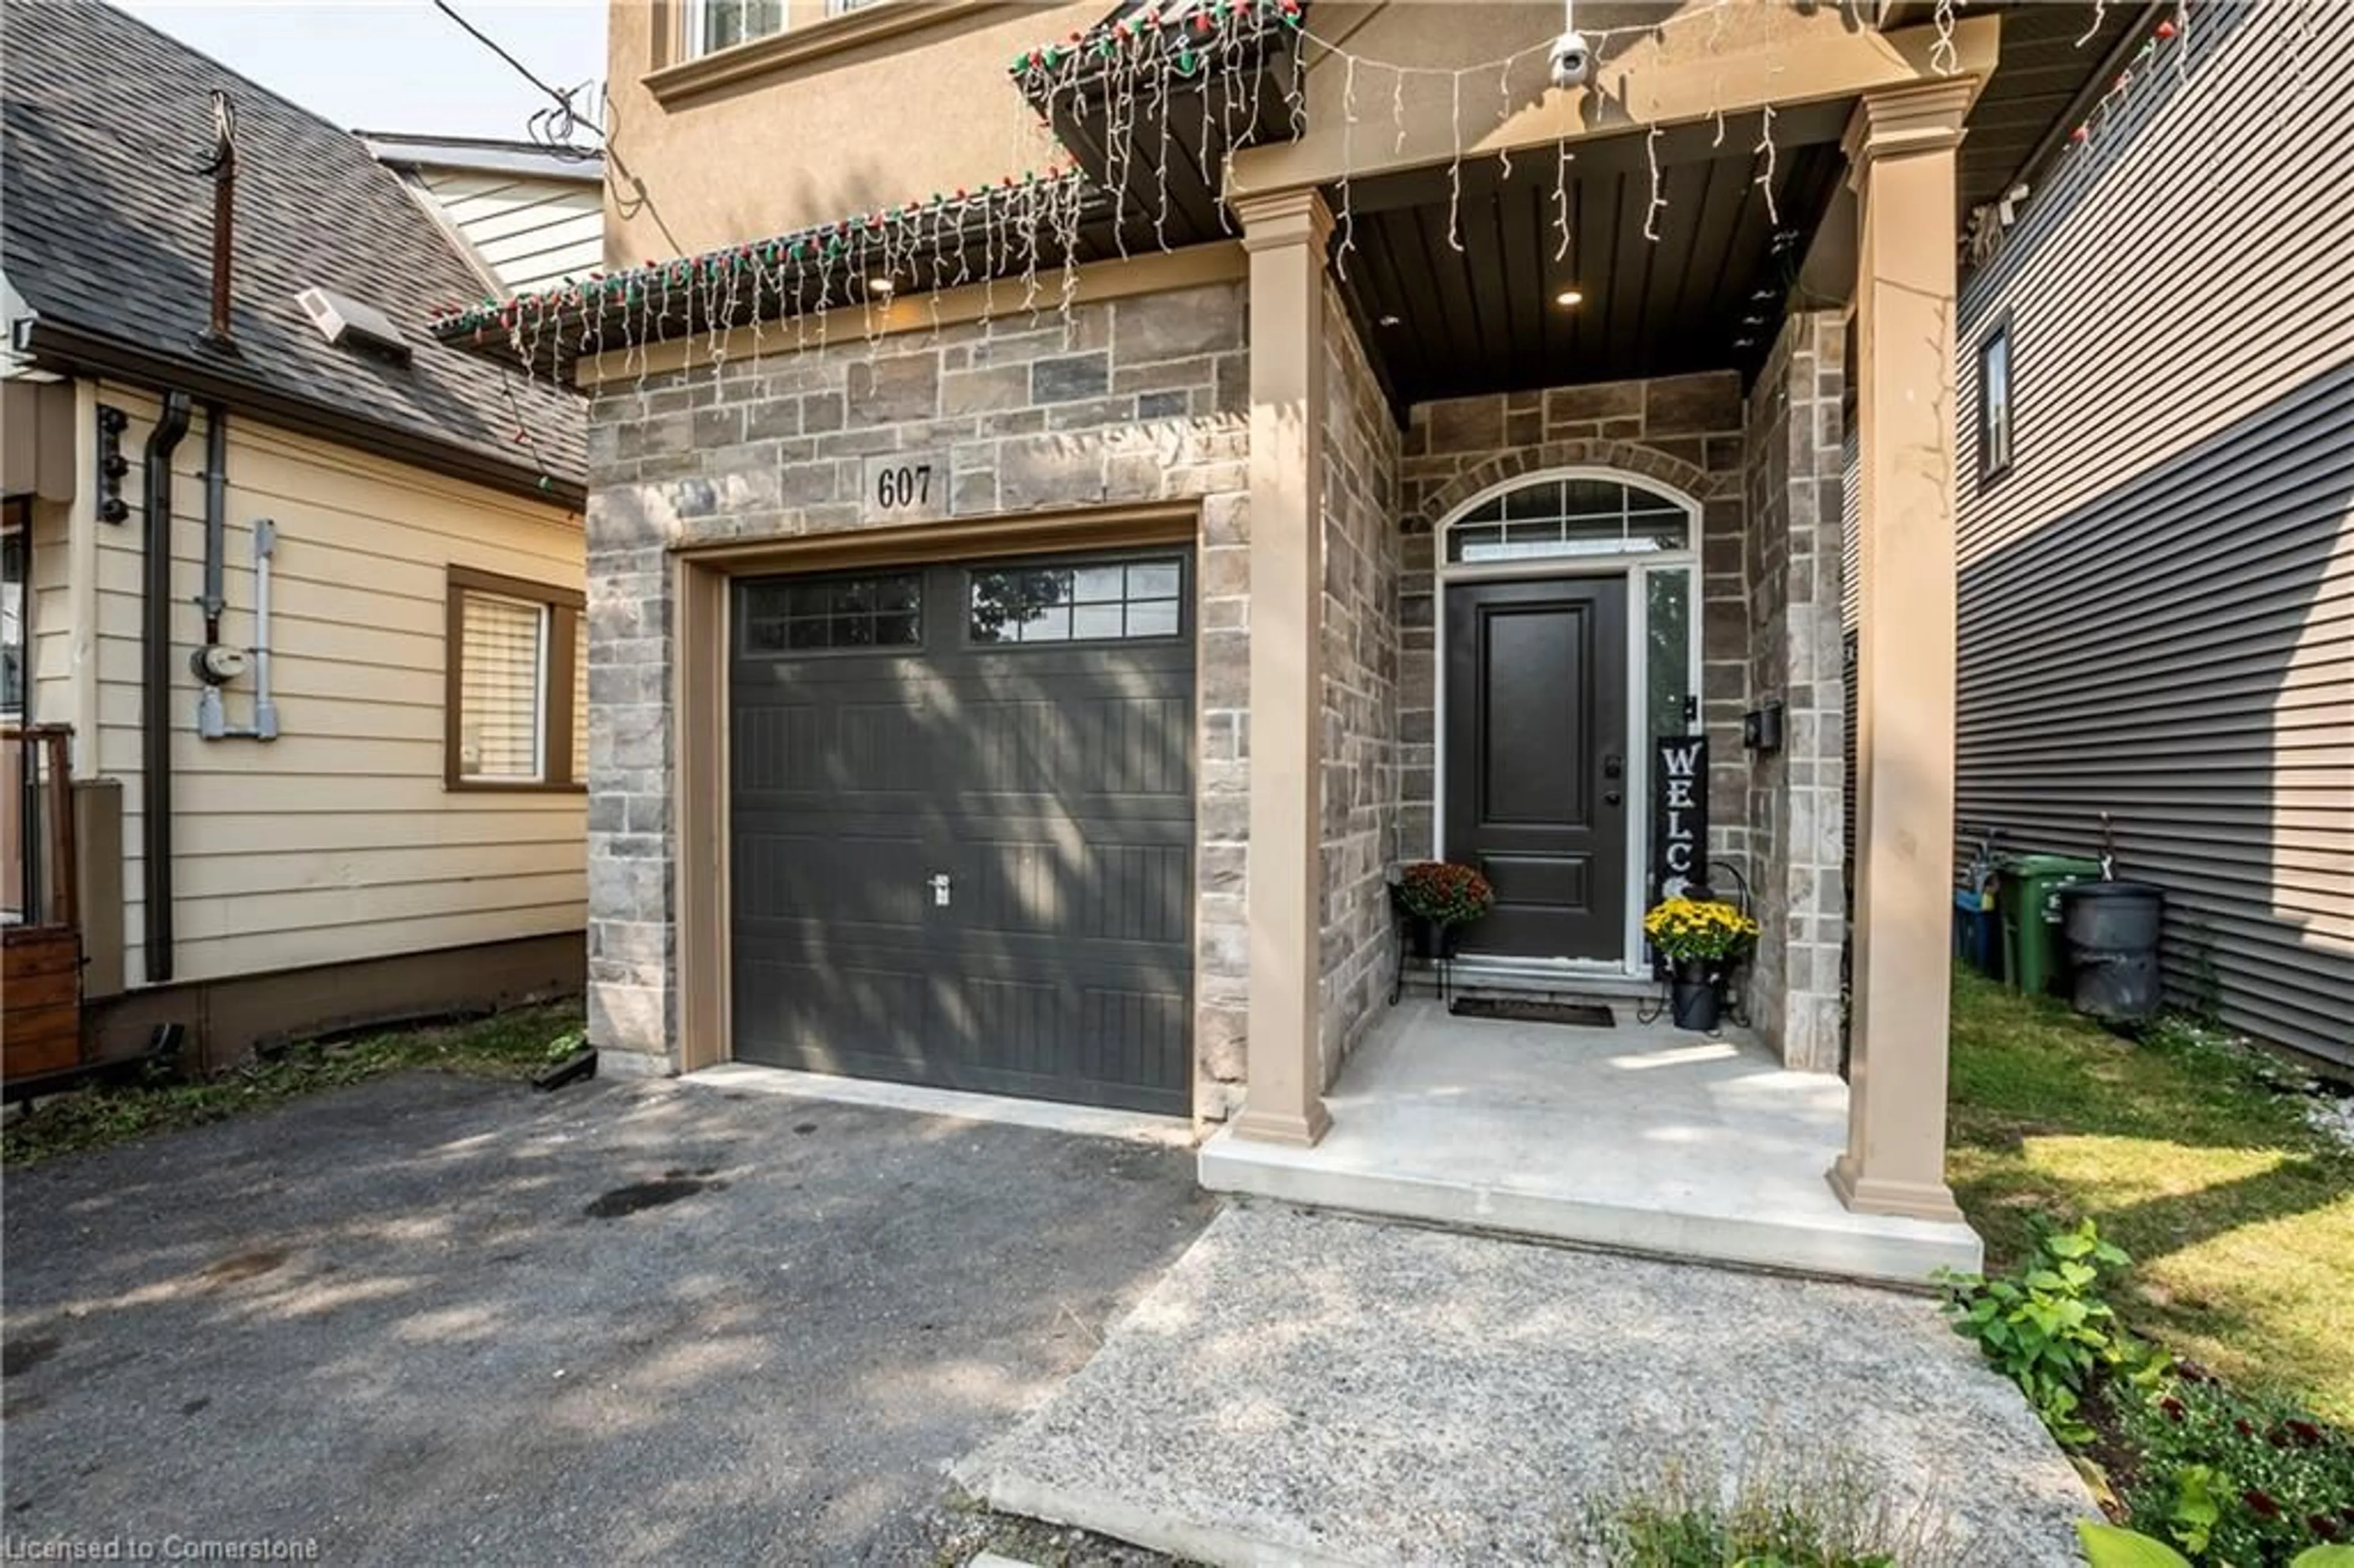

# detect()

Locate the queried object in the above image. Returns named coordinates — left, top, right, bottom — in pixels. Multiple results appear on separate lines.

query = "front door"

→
left=1443, top=576, right=1628, bottom=962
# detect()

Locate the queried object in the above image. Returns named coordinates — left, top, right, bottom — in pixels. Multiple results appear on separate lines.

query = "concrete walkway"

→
left=959, top=1205, right=2092, bottom=1567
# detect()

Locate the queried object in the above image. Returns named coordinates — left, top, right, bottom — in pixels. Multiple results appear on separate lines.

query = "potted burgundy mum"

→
left=1393, top=861, right=1496, bottom=959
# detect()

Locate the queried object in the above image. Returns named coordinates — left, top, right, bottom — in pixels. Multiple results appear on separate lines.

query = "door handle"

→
left=927, top=872, right=952, bottom=908
left=1604, top=790, right=1623, bottom=807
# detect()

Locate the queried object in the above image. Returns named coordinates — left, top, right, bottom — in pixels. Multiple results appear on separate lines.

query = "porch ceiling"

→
left=1331, top=101, right=1850, bottom=410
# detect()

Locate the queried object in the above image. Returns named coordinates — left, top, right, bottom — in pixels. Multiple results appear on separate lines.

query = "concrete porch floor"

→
left=1200, top=997, right=1981, bottom=1285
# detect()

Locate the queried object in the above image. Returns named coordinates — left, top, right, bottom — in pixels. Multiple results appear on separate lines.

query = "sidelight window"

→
left=1644, top=568, right=1694, bottom=740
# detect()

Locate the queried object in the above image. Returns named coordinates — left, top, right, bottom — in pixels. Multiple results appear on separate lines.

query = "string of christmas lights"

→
left=2065, top=15, right=2182, bottom=150
left=436, top=0, right=1777, bottom=353
left=441, top=0, right=2185, bottom=394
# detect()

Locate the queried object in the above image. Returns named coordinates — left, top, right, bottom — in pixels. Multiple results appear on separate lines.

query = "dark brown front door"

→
left=1444, top=576, right=1628, bottom=962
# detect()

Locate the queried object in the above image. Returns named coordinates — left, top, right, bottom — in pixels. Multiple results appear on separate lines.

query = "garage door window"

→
left=742, top=572, right=923, bottom=653
left=969, top=558, right=1184, bottom=645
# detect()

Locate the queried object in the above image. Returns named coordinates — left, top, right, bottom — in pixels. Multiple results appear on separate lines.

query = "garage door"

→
left=729, top=549, right=1195, bottom=1115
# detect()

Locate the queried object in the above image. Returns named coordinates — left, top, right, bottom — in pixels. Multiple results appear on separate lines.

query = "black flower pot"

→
left=1407, top=917, right=1460, bottom=960
left=1669, top=957, right=1721, bottom=1032
left=531, top=1046, right=599, bottom=1092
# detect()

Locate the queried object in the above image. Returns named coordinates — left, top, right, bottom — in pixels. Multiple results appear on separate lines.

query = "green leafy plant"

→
left=1394, top=861, right=1496, bottom=927
left=542, top=1027, right=590, bottom=1064
left=2116, top=1369, right=2354, bottom=1564
left=2078, top=1522, right=2354, bottom=1568
left=1935, top=1217, right=2161, bottom=1447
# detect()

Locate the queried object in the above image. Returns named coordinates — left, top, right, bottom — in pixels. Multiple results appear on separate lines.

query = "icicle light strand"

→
left=437, top=0, right=1803, bottom=379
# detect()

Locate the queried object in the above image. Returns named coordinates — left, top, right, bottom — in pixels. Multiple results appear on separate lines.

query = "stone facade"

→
left=580, top=284, right=1255, bottom=1114
left=579, top=270, right=1854, bottom=1103
left=1396, top=374, right=1751, bottom=883
left=1316, top=284, right=1404, bottom=1084
left=1388, top=363, right=1849, bottom=1071
left=1740, top=311, right=1849, bottom=1071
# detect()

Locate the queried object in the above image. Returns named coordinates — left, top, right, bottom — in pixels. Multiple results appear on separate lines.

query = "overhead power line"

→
left=428, top=0, right=601, bottom=157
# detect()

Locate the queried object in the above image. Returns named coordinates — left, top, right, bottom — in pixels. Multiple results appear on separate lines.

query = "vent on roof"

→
left=295, top=286, right=413, bottom=364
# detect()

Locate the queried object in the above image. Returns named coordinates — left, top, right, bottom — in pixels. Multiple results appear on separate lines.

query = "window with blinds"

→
left=446, top=567, right=585, bottom=791
left=459, top=592, right=546, bottom=781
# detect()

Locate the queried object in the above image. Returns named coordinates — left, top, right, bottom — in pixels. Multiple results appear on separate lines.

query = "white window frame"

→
left=679, top=0, right=891, bottom=59
left=680, top=0, right=788, bottom=59
left=1978, top=318, right=2015, bottom=486
left=1, top=500, right=28, bottom=721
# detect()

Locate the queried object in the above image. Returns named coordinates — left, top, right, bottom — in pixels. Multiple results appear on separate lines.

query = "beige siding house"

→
left=2, top=1, right=587, bottom=1077
left=1954, top=0, right=2353, bottom=1067
left=363, top=134, right=606, bottom=299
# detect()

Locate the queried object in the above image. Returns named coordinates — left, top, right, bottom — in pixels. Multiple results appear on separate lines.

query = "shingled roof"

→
left=1, top=0, right=583, bottom=503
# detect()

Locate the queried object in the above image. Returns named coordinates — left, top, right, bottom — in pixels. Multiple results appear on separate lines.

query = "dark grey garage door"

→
left=729, top=550, right=1195, bottom=1115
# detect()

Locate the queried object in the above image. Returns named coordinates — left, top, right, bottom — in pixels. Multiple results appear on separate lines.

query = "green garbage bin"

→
left=1997, top=853, right=2106, bottom=995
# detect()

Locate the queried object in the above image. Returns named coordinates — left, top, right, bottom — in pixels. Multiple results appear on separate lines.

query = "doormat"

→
left=1447, top=997, right=1616, bottom=1029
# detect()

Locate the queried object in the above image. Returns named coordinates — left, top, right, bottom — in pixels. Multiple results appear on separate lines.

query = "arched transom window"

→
left=1446, top=474, right=1693, bottom=563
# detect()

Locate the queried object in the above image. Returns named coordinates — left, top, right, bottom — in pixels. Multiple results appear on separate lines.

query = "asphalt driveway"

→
left=1, top=1071, right=1214, bottom=1565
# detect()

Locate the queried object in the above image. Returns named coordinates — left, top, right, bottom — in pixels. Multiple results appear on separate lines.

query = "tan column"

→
left=1829, top=82, right=1974, bottom=1223
left=1230, top=187, right=1334, bottom=1147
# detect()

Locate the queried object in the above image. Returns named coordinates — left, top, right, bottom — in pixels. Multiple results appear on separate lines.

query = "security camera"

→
left=1549, top=29, right=1593, bottom=89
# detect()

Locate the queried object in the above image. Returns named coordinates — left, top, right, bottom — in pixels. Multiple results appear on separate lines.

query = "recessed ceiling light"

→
left=1377, top=313, right=1403, bottom=327
left=867, top=276, right=895, bottom=295
left=1555, top=288, right=1585, bottom=308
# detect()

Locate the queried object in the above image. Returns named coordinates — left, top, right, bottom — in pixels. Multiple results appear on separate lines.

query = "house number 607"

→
left=875, top=464, right=932, bottom=509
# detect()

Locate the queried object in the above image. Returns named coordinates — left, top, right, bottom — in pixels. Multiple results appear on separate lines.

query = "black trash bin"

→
left=2059, top=881, right=2166, bottom=1022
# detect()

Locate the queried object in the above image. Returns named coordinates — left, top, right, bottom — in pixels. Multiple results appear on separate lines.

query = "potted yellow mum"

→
left=1642, top=896, right=1761, bottom=1032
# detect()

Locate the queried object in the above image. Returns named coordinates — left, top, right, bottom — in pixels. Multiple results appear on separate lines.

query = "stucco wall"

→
left=603, top=0, right=1097, bottom=264
left=581, top=283, right=1257, bottom=1116
left=1317, top=280, right=1403, bottom=1083
left=1742, top=311, right=1848, bottom=1072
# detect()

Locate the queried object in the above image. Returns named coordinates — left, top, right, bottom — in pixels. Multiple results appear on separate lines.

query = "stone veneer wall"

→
left=580, top=283, right=1257, bottom=1117
left=1740, top=311, right=1849, bottom=1071
left=1396, top=375, right=1753, bottom=886
left=1316, top=282, right=1405, bottom=1084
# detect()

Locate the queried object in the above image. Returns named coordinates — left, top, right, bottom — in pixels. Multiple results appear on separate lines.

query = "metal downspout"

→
left=142, top=392, right=193, bottom=984
left=199, top=406, right=226, bottom=640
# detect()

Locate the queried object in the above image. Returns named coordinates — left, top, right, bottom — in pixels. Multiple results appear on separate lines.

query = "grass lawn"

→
left=1, top=1002, right=588, bottom=1168
left=1945, top=970, right=2354, bottom=1427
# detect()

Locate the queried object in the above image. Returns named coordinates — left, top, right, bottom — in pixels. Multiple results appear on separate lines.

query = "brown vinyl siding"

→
left=1952, top=0, right=2354, bottom=1066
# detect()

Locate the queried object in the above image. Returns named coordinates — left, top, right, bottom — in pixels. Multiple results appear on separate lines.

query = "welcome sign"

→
left=1651, top=734, right=1710, bottom=902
